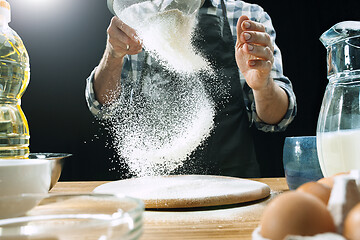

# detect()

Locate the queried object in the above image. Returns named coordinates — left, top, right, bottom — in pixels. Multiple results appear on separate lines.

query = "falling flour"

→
left=138, top=9, right=209, bottom=73
left=104, top=1, right=219, bottom=177
left=117, top=1, right=210, bottom=73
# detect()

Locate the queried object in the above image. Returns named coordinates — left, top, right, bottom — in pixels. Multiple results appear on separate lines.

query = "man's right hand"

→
left=94, top=17, right=142, bottom=105
left=106, top=16, right=143, bottom=58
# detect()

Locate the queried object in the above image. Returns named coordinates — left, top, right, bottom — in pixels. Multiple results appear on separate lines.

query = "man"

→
left=86, top=0, right=297, bottom=177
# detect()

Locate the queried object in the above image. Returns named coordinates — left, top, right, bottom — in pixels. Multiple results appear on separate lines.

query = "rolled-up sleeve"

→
left=85, top=68, right=105, bottom=119
left=85, top=55, right=133, bottom=119
left=251, top=77, right=297, bottom=132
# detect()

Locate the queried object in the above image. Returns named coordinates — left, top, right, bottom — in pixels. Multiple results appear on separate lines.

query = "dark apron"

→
left=139, top=0, right=260, bottom=177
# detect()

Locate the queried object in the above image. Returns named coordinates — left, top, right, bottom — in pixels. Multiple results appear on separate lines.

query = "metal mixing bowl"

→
left=28, top=153, right=71, bottom=190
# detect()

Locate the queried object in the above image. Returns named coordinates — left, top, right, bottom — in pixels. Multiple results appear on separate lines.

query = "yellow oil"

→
left=0, top=24, right=30, bottom=158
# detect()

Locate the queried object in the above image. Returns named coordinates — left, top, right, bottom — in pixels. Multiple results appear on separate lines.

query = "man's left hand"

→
left=235, top=15, right=274, bottom=91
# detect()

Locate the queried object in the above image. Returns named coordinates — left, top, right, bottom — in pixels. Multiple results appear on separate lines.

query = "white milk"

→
left=317, top=128, right=360, bottom=177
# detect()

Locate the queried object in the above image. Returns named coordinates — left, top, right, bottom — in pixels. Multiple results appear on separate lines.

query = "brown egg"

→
left=317, top=172, right=350, bottom=189
left=260, top=191, right=336, bottom=240
left=343, top=203, right=360, bottom=240
left=297, top=181, right=332, bottom=205
left=317, top=177, right=334, bottom=188
left=333, top=171, right=350, bottom=176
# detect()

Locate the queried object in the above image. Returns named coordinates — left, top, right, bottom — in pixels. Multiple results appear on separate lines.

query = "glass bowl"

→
left=0, top=193, right=144, bottom=240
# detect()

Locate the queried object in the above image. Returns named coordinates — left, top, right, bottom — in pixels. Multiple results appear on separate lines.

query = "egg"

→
left=260, top=191, right=336, bottom=240
left=297, top=181, right=332, bottom=205
left=317, top=172, right=350, bottom=189
left=318, top=177, right=335, bottom=189
left=343, top=202, right=360, bottom=240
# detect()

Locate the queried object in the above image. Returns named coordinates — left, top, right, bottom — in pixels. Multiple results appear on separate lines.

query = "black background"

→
left=7, top=0, right=360, bottom=180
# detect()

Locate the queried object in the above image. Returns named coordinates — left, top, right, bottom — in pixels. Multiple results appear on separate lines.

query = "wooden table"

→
left=51, top=178, right=289, bottom=240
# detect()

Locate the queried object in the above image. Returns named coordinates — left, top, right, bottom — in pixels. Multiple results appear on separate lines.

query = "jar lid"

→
left=320, top=21, right=360, bottom=47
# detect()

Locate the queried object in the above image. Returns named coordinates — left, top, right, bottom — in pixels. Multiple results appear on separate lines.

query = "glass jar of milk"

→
left=317, top=21, right=360, bottom=177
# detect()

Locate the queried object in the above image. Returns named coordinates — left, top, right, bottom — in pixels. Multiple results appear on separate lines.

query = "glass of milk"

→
left=317, top=21, right=360, bottom=177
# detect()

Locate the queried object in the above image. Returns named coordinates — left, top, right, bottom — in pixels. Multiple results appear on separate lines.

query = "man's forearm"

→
left=253, top=78, right=289, bottom=125
left=94, top=49, right=124, bottom=105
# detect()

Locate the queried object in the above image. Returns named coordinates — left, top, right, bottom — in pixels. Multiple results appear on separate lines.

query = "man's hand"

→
left=106, top=16, right=143, bottom=58
left=235, top=15, right=274, bottom=91
left=94, top=17, right=142, bottom=105
left=235, top=15, right=289, bottom=125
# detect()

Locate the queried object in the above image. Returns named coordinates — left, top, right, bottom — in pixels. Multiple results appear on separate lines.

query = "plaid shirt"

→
left=86, top=0, right=297, bottom=132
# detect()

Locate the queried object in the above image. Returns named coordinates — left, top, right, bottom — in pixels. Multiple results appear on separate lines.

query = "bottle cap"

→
left=0, top=0, right=10, bottom=24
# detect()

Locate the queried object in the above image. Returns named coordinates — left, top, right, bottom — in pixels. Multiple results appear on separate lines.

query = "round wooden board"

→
left=93, top=175, right=271, bottom=208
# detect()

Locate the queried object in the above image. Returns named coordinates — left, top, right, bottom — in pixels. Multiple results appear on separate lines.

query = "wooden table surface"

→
left=51, top=178, right=289, bottom=240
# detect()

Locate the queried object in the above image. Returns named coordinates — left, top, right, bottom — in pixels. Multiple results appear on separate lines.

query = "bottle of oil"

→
left=0, top=0, right=30, bottom=158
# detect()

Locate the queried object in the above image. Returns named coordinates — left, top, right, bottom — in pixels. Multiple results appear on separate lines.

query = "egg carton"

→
left=252, top=227, right=346, bottom=240
left=252, top=170, right=360, bottom=240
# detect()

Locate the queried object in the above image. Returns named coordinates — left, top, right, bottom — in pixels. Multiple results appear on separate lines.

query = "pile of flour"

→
left=105, top=1, right=217, bottom=177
